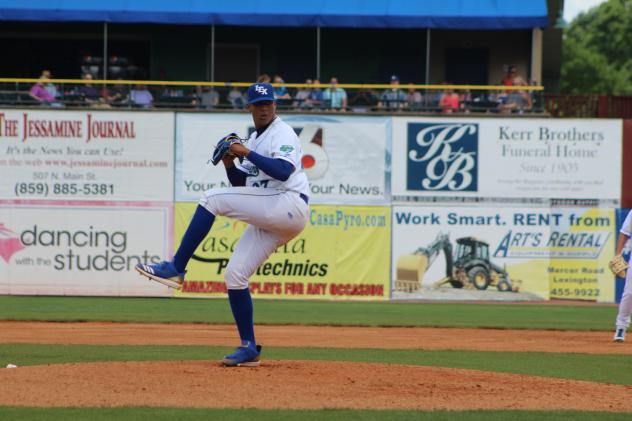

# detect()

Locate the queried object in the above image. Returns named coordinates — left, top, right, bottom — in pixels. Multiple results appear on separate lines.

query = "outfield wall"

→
left=0, top=109, right=626, bottom=302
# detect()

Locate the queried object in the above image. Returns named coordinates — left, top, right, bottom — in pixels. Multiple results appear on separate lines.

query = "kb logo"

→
left=407, top=123, right=478, bottom=191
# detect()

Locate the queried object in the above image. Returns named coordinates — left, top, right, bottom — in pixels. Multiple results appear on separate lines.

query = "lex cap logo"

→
left=255, top=85, right=268, bottom=95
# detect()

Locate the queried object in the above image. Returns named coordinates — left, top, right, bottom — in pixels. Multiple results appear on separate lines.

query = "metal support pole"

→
left=210, top=25, right=215, bottom=82
left=103, top=22, right=108, bottom=80
left=425, top=28, right=431, bottom=84
left=316, top=26, right=321, bottom=81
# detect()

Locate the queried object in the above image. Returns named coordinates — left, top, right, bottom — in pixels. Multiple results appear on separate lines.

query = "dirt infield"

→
left=1, top=322, right=631, bottom=411
left=0, top=322, right=630, bottom=354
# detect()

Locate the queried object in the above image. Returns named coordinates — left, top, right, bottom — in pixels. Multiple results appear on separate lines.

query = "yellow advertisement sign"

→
left=391, top=206, right=615, bottom=302
left=548, top=208, right=615, bottom=302
left=174, top=203, right=391, bottom=300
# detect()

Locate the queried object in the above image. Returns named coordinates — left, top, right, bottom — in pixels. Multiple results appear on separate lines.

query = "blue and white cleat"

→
left=135, top=260, right=185, bottom=290
left=221, top=341, right=262, bottom=367
left=614, top=328, right=626, bottom=342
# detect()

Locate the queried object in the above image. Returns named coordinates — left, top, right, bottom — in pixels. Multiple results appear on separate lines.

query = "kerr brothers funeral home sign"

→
left=391, top=118, right=622, bottom=202
left=0, top=110, right=174, bottom=202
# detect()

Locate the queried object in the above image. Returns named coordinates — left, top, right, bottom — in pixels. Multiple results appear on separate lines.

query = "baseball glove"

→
left=210, top=133, right=244, bottom=166
left=609, top=254, right=628, bottom=278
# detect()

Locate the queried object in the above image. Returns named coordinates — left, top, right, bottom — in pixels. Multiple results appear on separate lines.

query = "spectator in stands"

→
left=378, top=75, right=407, bottom=110
left=406, top=87, right=423, bottom=111
left=323, top=77, right=347, bottom=112
left=105, top=79, right=129, bottom=106
left=310, top=79, right=324, bottom=109
left=161, top=86, right=185, bottom=98
left=349, top=88, right=378, bottom=112
left=498, top=65, right=531, bottom=114
left=29, top=74, right=63, bottom=107
left=458, top=89, right=473, bottom=114
left=273, top=75, right=292, bottom=109
left=130, top=84, right=153, bottom=108
left=293, top=79, right=314, bottom=109
left=439, top=85, right=460, bottom=113
left=425, top=88, right=443, bottom=110
left=501, top=65, right=526, bottom=87
left=39, top=70, right=61, bottom=101
left=77, top=73, right=104, bottom=106
left=228, top=86, right=247, bottom=108
left=196, top=85, right=220, bottom=109
left=257, top=73, right=271, bottom=83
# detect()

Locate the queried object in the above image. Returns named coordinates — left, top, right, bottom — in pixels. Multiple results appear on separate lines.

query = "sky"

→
left=563, top=0, right=608, bottom=22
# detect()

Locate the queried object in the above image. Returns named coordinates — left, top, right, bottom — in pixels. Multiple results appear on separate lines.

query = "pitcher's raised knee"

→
left=225, top=264, right=250, bottom=289
left=199, top=188, right=225, bottom=216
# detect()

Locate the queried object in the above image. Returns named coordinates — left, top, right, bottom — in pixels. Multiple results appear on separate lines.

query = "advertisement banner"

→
left=174, top=203, right=390, bottom=300
left=0, top=109, right=174, bottom=201
left=0, top=200, right=172, bottom=296
left=392, top=206, right=615, bottom=302
left=175, top=113, right=389, bottom=204
left=392, top=118, right=622, bottom=202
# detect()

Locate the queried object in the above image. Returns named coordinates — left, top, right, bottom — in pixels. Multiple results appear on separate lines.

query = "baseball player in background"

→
left=136, top=82, right=310, bottom=366
left=610, top=210, right=632, bottom=342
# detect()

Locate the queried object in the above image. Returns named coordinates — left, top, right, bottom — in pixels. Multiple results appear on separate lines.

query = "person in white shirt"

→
left=613, top=210, right=632, bottom=342
left=136, top=82, right=309, bottom=366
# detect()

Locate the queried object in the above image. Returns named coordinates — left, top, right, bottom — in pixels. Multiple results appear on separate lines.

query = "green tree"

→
left=561, top=0, right=632, bottom=94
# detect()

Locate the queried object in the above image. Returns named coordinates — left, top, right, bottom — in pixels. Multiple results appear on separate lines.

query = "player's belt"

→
left=299, top=193, right=309, bottom=205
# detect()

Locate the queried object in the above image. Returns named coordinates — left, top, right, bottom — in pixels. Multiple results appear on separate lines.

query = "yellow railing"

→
left=0, top=78, right=544, bottom=91
left=0, top=77, right=545, bottom=114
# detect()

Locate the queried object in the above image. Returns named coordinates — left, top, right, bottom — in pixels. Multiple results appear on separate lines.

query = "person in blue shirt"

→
left=322, top=77, right=347, bottom=111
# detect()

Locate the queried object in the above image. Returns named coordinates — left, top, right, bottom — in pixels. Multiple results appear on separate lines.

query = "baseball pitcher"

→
left=136, top=82, right=310, bottom=365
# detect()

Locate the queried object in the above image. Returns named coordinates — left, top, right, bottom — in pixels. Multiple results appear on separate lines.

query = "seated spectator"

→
left=39, top=70, right=61, bottom=101
left=130, top=84, right=153, bottom=108
left=293, top=79, right=314, bottom=109
left=104, top=80, right=129, bottom=106
left=228, top=86, right=246, bottom=108
left=29, top=75, right=63, bottom=107
left=198, top=85, right=220, bottom=109
left=349, top=88, right=378, bottom=112
left=257, top=73, right=271, bottom=83
left=322, top=77, right=347, bottom=112
left=406, top=87, right=423, bottom=111
left=273, top=74, right=292, bottom=109
left=378, top=75, right=407, bottom=110
left=310, top=79, right=324, bottom=109
left=439, top=86, right=460, bottom=113
left=161, top=86, right=185, bottom=98
left=425, top=88, right=443, bottom=110
left=498, top=65, right=531, bottom=114
left=77, top=73, right=106, bottom=107
left=501, top=65, right=526, bottom=87
left=459, top=89, right=473, bottom=113
left=498, top=91, right=530, bottom=114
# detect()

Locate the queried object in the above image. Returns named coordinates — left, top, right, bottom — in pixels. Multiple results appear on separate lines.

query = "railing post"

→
left=598, top=95, right=609, bottom=118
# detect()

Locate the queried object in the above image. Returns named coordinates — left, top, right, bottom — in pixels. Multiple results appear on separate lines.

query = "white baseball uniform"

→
left=199, top=116, right=310, bottom=289
left=615, top=211, right=632, bottom=329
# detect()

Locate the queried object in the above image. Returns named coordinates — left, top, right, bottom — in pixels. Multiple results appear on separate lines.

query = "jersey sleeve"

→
left=621, top=211, right=632, bottom=237
left=269, top=129, right=300, bottom=168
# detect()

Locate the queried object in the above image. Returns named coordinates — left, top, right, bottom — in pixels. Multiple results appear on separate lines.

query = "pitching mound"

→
left=1, top=360, right=631, bottom=411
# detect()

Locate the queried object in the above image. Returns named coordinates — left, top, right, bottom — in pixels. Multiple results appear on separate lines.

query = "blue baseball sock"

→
left=227, top=288, right=256, bottom=345
left=173, top=205, right=215, bottom=273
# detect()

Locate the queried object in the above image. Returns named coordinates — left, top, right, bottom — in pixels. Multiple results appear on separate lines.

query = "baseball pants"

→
left=199, top=187, right=308, bottom=289
left=616, top=266, right=632, bottom=329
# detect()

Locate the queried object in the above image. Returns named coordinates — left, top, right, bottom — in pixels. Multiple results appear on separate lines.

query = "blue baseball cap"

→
left=247, top=83, right=276, bottom=104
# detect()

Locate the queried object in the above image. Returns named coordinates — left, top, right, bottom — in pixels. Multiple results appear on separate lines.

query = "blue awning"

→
left=0, top=0, right=548, bottom=29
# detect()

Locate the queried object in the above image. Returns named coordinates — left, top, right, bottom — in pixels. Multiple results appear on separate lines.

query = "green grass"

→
left=2, top=343, right=631, bottom=385
left=0, top=296, right=618, bottom=330
left=0, top=407, right=630, bottom=421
